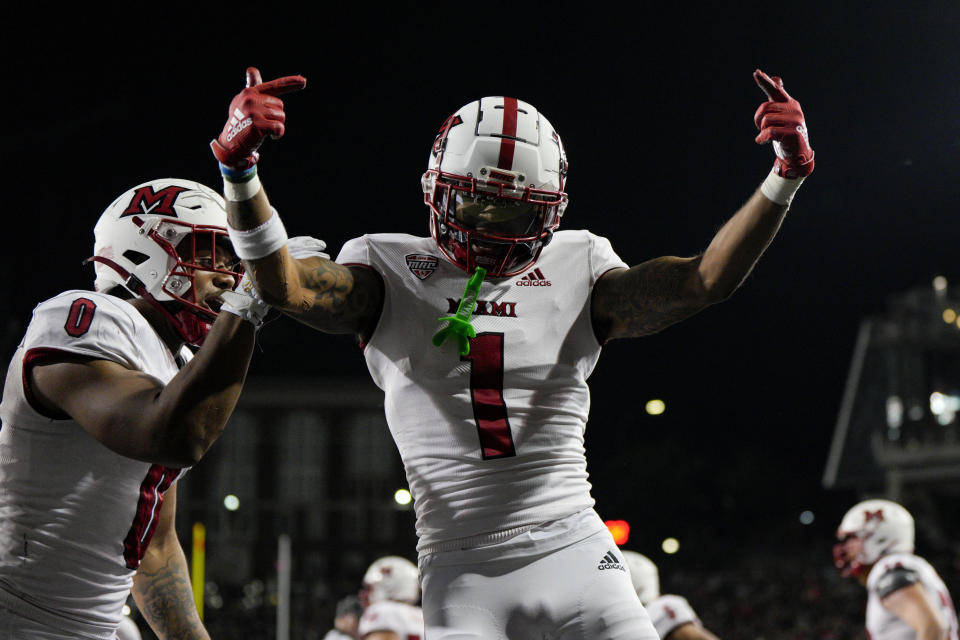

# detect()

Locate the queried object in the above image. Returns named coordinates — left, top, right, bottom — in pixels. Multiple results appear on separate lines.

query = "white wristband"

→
left=222, top=173, right=262, bottom=202
left=760, top=168, right=805, bottom=206
left=228, top=208, right=288, bottom=260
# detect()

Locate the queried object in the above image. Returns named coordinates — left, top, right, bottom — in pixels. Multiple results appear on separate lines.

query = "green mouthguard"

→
left=432, top=267, right=487, bottom=356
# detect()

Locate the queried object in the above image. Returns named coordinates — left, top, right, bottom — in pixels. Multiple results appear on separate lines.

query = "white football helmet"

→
left=359, top=556, right=420, bottom=606
left=89, top=178, right=241, bottom=346
left=834, top=498, right=915, bottom=577
left=621, top=550, right=660, bottom=605
left=422, top=96, right=568, bottom=278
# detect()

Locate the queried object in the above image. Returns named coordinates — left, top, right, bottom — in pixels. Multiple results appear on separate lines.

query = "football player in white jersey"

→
left=210, top=66, right=814, bottom=639
left=621, top=551, right=721, bottom=640
left=357, top=556, right=425, bottom=640
left=0, top=178, right=270, bottom=640
left=324, top=595, right=364, bottom=640
left=834, top=499, right=958, bottom=640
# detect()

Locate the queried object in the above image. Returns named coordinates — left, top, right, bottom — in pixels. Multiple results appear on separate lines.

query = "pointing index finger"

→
left=245, top=67, right=263, bottom=88
left=257, top=75, right=308, bottom=97
left=754, top=68, right=788, bottom=102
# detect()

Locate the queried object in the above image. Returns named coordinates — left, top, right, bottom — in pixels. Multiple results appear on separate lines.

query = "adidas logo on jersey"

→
left=225, top=108, right=253, bottom=142
left=597, top=550, right=626, bottom=572
left=516, top=268, right=551, bottom=286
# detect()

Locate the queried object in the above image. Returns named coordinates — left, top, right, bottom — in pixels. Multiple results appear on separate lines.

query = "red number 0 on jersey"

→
left=64, top=298, right=97, bottom=337
left=462, top=332, right=517, bottom=459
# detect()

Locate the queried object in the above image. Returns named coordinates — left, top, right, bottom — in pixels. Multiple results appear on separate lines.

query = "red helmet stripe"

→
left=496, top=97, right=518, bottom=169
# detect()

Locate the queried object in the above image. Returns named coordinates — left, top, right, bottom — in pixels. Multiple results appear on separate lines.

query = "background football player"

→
left=834, top=499, right=958, bottom=640
left=211, top=65, right=814, bottom=639
left=622, top=550, right=721, bottom=640
left=323, top=595, right=364, bottom=640
left=357, top=556, right=424, bottom=640
left=0, top=179, right=268, bottom=639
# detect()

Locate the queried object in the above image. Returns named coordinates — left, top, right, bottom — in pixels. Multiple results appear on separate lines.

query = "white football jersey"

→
left=337, top=230, right=627, bottom=552
left=865, top=553, right=958, bottom=640
left=0, top=291, right=188, bottom=638
left=645, top=594, right=702, bottom=638
left=358, top=600, right=424, bottom=639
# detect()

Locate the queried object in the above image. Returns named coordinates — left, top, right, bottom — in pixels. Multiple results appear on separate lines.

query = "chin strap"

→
left=433, top=267, right=486, bottom=356
left=84, top=255, right=211, bottom=346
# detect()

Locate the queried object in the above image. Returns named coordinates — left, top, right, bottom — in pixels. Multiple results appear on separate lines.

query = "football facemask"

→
left=423, top=97, right=568, bottom=277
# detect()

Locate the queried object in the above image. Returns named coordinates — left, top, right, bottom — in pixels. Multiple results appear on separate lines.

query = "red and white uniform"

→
left=0, top=291, right=187, bottom=640
left=645, top=594, right=703, bottom=639
left=358, top=600, right=424, bottom=639
left=865, top=553, right=958, bottom=640
left=339, top=231, right=658, bottom=639
left=337, top=230, right=626, bottom=553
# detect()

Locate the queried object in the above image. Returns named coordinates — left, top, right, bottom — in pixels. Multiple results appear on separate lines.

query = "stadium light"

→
left=886, top=396, right=904, bottom=428
left=394, top=488, right=412, bottom=506
left=799, top=510, right=815, bottom=525
left=930, top=391, right=959, bottom=425
left=604, top=519, right=630, bottom=545
left=662, top=537, right=680, bottom=554
left=223, top=494, right=240, bottom=511
left=645, top=399, right=666, bottom=416
left=933, top=275, right=947, bottom=292
left=944, top=308, right=957, bottom=324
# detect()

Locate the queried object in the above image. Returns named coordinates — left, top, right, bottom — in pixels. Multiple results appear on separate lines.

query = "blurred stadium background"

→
left=5, top=2, right=958, bottom=638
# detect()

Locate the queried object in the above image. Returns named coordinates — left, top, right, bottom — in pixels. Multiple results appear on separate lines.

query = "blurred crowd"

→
left=119, top=542, right=957, bottom=639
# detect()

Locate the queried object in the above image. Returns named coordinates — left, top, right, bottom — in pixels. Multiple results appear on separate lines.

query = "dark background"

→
left=4, top=2, right=959, bottom=634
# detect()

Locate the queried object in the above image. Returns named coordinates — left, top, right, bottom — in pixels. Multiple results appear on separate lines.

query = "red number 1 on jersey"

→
left=462, top=332, right=517, bottom=459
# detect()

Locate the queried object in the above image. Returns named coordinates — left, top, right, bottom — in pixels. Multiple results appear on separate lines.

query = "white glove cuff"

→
left=220, top=291, right=269, bottom=328
left=227, top=209, right=288, bottom=260
left=760, top=168, right=805, bottom=206
left=222, top=173, right=262, bottom=202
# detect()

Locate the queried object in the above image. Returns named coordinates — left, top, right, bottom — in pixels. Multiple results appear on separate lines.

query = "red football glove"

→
left=753, top=69, right=814, bottom=179
left=211, top=67, right=307, bottom=170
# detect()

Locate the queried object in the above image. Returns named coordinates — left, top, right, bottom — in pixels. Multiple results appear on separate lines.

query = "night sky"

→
left=5, top=3, right=958, bottom=566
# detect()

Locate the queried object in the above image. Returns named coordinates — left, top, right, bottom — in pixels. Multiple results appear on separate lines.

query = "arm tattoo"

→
left=300, top=262, right=381, bottom=335
left=133, top=555, right=209, bottom=640
left=600, top=256, right=705, bottom=339
left=303, top=261, right=354, bottom=314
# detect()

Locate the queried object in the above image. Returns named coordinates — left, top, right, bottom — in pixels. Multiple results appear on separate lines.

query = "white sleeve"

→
left=336, top=235, right=371, bottom=266
left=23, top=292, right=144, bottom=370
left=646, top=594, right=702, bottom=638
left=587, top=232, right=629, bottom=282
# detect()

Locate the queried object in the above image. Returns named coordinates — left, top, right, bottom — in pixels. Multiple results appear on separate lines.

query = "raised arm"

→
left=593, top=69, right=814, bottom=342
left=212, top=67, right=383, bottom=339
left=132, top=484, right=210, bottom=640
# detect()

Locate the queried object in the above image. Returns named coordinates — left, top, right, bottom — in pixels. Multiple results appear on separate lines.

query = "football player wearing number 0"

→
left=0, top=179, right=269, bottom=639
left=213, top=66, right=815, bottom=639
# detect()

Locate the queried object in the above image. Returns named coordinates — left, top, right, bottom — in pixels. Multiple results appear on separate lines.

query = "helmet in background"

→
left=360, top=555, right=420, bottom=606
left=833, top=498, right=915, bottom=577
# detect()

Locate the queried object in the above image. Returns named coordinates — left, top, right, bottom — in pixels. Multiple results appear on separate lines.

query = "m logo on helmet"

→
left=865, top=509, right=885, bottom=522
left=120, top=185, right=188, bottom=218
